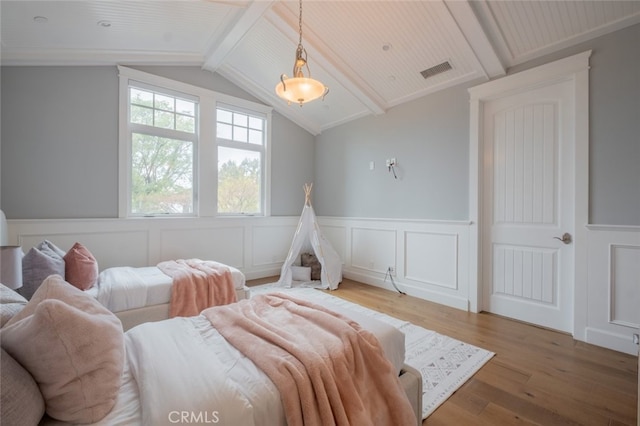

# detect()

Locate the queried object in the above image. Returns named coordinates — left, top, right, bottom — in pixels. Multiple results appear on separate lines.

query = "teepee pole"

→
left=304, top=183, right=313, bottom=206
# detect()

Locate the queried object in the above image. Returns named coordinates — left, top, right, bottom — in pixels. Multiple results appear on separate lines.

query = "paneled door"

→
left=481, top=79, right=575, bottom=333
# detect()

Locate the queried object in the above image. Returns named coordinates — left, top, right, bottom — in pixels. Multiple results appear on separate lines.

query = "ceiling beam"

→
left=444, top=0, right=506, bottom=79
left=202, top=0, right=276, bottom=72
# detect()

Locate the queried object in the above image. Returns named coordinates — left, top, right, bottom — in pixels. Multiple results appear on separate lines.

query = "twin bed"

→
left=87, top=263, right=250, bottom=331
left=1, top=259, right=422, bottom=425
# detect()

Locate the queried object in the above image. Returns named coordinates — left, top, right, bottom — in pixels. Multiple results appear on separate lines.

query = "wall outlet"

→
left=388, top=266, right=395, bottom=274
left=633, top=333, right=639, bottom=345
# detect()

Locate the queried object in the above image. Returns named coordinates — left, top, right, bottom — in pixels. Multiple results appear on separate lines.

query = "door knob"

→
left=553, top=232, right=572, bottom=244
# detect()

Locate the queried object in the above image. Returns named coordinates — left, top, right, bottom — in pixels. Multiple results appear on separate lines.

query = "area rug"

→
left=250, top=283, right=495, bottom=419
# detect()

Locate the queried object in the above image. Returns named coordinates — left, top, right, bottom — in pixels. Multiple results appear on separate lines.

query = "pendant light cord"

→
left=298, top=0, right=303, bottom=48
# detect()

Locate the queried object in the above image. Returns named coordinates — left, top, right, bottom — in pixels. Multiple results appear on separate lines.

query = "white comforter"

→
left=89, top=315, right=286, bottom=426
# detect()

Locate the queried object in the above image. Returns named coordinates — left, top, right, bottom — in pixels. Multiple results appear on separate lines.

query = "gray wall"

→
left=1, top=66, right=315, bottom=218
left=508, top=23, right=640, bottom=226
left=315, top=23, right=640, bottom=226
left=314, top=82, right=475, bottom=220
left=1, top=67, right=119, bottom=218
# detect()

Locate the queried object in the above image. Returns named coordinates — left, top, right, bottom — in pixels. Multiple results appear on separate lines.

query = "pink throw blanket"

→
left=158, top=259, right=237, bottom=318
left=202, top=293, right=417, bottom=426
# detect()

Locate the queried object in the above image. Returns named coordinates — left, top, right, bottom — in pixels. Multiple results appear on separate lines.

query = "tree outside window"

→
left=216, top=106, right=265, bottom=215
left=128, top=87, right=196, bottom=216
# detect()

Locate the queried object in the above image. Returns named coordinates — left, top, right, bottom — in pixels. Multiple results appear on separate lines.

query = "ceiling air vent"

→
left=420, top=61, right=452, bottom=79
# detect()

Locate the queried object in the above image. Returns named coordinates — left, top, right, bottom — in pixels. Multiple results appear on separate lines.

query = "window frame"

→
left=118, top=65, right=272, bottom=218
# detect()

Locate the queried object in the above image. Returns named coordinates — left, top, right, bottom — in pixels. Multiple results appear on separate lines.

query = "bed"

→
left=18, top=240, right=250, bottom=331
left=85, top=263, right=250, bottom=331
left=0, top=277, right=422, bottom=426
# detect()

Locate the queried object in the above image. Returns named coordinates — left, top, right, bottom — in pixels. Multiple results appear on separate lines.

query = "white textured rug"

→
left=250, top=284, right=494, bottom=419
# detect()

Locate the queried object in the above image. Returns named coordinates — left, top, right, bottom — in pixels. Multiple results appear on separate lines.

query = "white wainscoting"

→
left=6, top=217, right=300, bottom=280
left=7, top=216, right=473, bottom=311
left=585, top=225, right=640, bottom=355
left=319, top=217, right=472, bottom=311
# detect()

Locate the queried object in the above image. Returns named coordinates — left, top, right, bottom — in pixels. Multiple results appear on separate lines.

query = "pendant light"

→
left=275, top=0, right=328, bottom=106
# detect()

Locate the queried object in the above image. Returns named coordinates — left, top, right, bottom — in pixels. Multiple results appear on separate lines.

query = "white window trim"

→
left=118, top=65, right=272, bottom=218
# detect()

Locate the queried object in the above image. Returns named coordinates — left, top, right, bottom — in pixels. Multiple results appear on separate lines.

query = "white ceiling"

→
left=2, top=1, right=639, bottom=135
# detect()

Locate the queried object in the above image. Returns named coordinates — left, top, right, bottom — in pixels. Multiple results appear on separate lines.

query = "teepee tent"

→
left=278, top=184, right=342, bottom=290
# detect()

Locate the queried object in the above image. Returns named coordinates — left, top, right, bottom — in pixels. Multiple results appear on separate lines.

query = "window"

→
left=216, top=105, right=266, bottom=215
left=118, top=66, right=271, bottom=218
left=127, top=85, right=198, bottom=216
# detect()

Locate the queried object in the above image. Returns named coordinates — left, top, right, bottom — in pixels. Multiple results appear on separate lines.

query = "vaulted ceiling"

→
left=2, top=1, right=639, bottom=135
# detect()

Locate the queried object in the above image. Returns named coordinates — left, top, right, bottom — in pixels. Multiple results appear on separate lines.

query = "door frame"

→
left=468, top=51, right=591, bottom=339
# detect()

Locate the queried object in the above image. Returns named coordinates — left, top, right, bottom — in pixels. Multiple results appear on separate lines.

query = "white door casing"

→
left=482, top=81, right=574, bottom=332
left=468, top=51, right=590, bottom=337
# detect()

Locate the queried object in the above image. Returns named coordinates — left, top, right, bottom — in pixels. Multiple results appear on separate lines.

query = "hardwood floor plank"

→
left=476, top=402, right=552, bottom=425
left=474, top=363, right=616, bottom=425
left=467, top=380, right=583, bottom=425
left=445, top=382, right=489, bottom=415
left=246, top=277, right=639, bottom=425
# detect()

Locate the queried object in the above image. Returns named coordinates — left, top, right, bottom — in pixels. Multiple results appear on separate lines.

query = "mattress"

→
left=85, top=265, right=246, bottom=313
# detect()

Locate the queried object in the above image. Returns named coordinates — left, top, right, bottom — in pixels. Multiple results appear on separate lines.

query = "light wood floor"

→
left=247, top=277, right=638, bottom=425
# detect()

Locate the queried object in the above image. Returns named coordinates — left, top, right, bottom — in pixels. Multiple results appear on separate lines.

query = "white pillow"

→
left=291, top=265, right=311, bottom=281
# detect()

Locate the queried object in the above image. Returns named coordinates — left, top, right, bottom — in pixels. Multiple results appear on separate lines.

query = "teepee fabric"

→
left=278, top=184, right=342, bottom=290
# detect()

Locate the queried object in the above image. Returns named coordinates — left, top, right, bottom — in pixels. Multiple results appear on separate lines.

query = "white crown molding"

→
left=0, top=48, right=204, bottom=66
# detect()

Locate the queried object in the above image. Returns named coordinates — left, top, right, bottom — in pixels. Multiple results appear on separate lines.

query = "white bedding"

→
left=51, top=291, right=406, bottom=426
left=85, top=265, right=246, bottom=313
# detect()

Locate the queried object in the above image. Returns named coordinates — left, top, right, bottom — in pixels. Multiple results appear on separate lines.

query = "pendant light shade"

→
left=275, top=0, right=328, bottom=106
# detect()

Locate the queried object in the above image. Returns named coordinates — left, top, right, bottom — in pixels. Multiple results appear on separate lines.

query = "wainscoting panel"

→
left=586, top=225, right=640, bottom=355
left=159, top=226, right=245, bottom=268
left=405, top=231, right=458, bottom=289
left=18, top=229, right=150, bottom=269
left=609, top=244, right=640, bottom=328
left=321, top=225, right=348, bottom=263
left=252, top=224, right=296, bottom=267
left=350, top=227, right=397, bottom=274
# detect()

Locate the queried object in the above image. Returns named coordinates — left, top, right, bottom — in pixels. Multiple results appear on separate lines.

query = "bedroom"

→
left=1, top=1, right=639, bottom=424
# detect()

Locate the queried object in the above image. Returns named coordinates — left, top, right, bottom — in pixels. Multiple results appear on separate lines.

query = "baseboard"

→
left=343, top=269, right=469, bottom=311
left=585, top=327, right=640, bottom=356
left=242, top=267, right=282, bottom=281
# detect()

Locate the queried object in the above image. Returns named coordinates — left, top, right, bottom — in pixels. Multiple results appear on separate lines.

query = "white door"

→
left=482, top=80, right=575, bottom=333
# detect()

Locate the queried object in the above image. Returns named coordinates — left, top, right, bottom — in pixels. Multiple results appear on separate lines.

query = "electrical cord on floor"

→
left=384, top=267, right=405, bottom=295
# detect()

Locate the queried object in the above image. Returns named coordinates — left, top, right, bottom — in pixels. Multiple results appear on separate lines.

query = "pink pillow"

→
left=64, top=242, right=99, bottom=290
left=1, top=275, right=124, bottom=423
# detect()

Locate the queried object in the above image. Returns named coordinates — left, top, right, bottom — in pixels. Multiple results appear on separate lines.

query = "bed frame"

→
left=115, top=286, right=251, bottom=331
left=399, top=364, right=423, bottom=425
